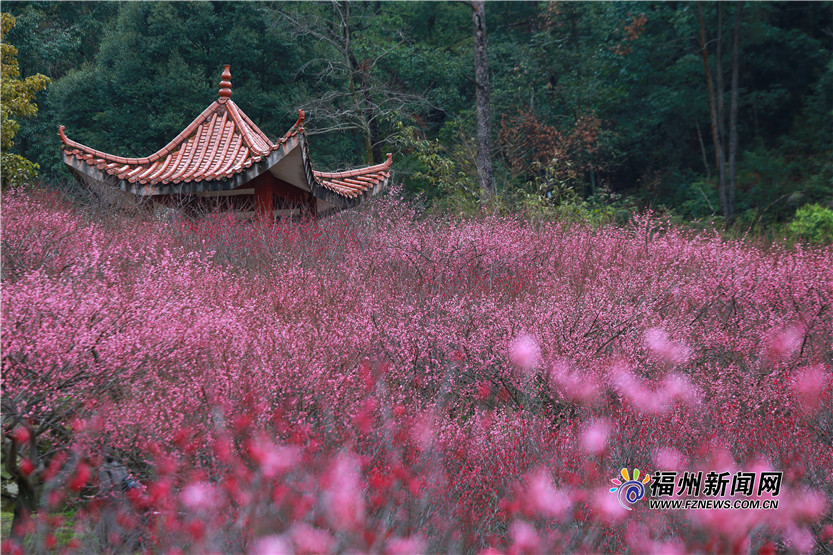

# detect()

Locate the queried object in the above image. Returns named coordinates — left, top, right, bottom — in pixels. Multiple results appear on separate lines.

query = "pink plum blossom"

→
left=509, top=335, right=541, bottom=373
left=579, top=419, right=610, bottom=455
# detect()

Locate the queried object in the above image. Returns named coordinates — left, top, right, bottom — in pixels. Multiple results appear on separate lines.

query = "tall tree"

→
left=472, top=0, right=494, bottom=197
left=276, top=2, right=426, bottom=166
left=0, top=12, right=49, bottom=188
left=698, top=1, right=744, bottom=220
left=698, top=2, right=728, bottom=217
left=728, top=2, right=744, bottom=219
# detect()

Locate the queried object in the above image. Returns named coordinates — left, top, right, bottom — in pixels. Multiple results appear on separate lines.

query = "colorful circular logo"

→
left=610, top=468, right=651, bottom=510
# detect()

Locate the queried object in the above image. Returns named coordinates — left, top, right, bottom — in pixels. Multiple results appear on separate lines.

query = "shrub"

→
left=788, top=203, right=833, bottom=244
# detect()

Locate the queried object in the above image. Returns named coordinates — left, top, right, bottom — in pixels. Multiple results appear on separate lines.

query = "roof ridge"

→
left=229, top=100, right=277, bottom=150
left=225, top=101, right=272, bottom=156
left=58, top=101, right=223, bottom=165
left=148, top=102, right=222, bottom=162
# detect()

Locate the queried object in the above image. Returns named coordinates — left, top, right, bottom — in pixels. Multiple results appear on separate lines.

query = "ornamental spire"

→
left=218, top=64, right=232, bottom=102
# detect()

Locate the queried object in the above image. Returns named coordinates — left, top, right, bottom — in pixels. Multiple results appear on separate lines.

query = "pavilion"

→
left=59, top=65, right=392, bottom=217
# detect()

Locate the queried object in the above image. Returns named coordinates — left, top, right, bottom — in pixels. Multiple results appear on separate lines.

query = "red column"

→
left=254, top=182, right=274, bottom=219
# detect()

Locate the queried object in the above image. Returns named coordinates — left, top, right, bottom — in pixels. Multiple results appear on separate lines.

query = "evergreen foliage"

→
left=0, top=12, right=49, bottom=188
left=3, top=1, right=831, bottom=228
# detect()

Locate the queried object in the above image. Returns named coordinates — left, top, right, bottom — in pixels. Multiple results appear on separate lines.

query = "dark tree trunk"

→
left=363, top=82, right=382, bottom=164
left=696, top=119, right=711, bottom=179
left=716, top=3, right=725, bottom=151
left=339, top=1, right=376, bottom=165
left=698, top=2, right=728, bottom=218
left=352, top=60, right=378, bottom=165
left=12, top=477, right=37, bottom=540
left=472, top=0, right=495, bottom=197
left=728, top=2, right=744, bottom=220
left=4, top=431, right=38, bottom=543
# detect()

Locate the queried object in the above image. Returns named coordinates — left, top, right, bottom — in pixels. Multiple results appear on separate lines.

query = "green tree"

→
left=471, top=0, right=494, bottom=197
left=274, top=2, right=437, bottom=166
left=1, top=12, right=49, bottom=188
left=40, top=2, right=304, bottom=172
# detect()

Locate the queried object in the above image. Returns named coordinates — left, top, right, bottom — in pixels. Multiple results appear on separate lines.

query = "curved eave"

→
left=299, top=138, right=390, bottom=211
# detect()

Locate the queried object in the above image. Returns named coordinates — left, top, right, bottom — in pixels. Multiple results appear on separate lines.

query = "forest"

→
left=2, top=1, right=831, bottom=232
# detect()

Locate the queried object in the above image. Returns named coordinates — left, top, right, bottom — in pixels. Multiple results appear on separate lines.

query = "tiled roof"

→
left=59, top=102, right=298, bottom=186
left=59, top=65, right=392, bottom=200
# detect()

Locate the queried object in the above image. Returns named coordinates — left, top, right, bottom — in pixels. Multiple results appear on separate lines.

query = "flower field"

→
left=2, top=188, right=831, bottom=554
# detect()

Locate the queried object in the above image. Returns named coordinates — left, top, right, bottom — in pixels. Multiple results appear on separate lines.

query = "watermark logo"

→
left=609, top=467, right=651, bottom=510
left=647, top=470, right=782, bottom=511
left=609, top=468, right=783, bottom=512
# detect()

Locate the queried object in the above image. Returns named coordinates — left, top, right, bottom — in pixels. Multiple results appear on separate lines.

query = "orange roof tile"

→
left=59, top=65, right=393, bottom=200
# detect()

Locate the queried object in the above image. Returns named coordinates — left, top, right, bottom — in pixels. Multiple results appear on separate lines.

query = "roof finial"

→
left=219, top=65, right=232, bottom=102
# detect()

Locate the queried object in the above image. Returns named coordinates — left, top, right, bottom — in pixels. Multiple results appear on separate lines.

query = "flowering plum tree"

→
left=2, top=188, right=831, bottom=553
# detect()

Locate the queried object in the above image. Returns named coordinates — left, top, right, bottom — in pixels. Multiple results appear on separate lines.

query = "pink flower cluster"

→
left=2, top=189, right=831, bottom=553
